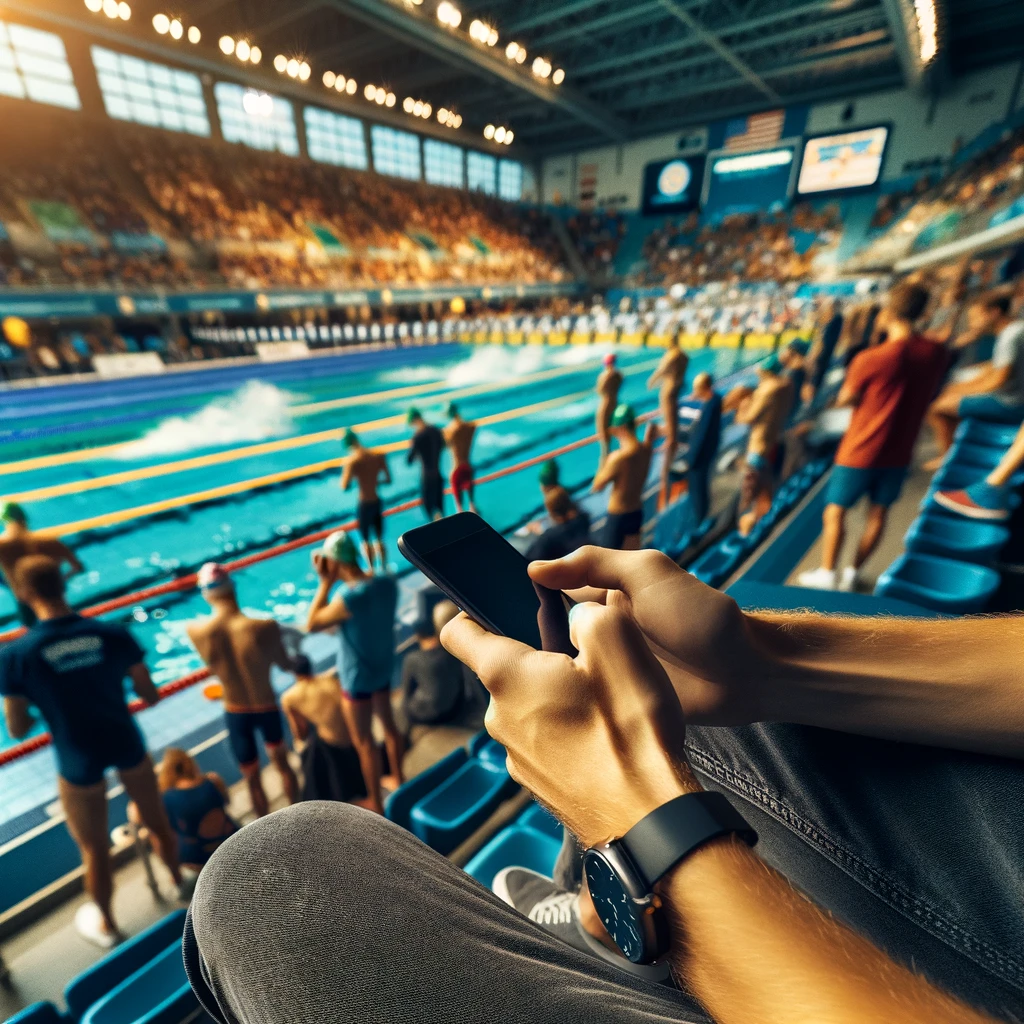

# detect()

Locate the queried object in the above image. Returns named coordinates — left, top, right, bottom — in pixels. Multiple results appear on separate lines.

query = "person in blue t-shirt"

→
left=0, top=556, right=181, bottom=948
left=306, top=531, right=402, bottom=814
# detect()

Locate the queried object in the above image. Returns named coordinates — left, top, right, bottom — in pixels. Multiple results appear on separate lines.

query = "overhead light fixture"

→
left=299, top=61, right=311, bottom=81
left=117, top=2, right=131, bottom=19
left=469, top=19, right=495, bottom=44
left=385, top=91, right=396, bottom=107
left=250, top=46, right=262, bottom=63
left=152, top=12, right=170, bottom=33
left=235, top=39, right=251, bottom=61
left=102, top=0, right=118, bottom=19
left=364, top=83, right=376, bottom=100
left=188, top=25, right=201, bottom=43
left=437, top=2, right=462, bottom=28
left=532, top=56, right=552, bottom=78
left=243, top=89, right=274, bottom=118
left=274, top=54, right=288, bottom=73
left=287, top=58, right=300, bottom=78
left=483, top=124, right=495, bottom=140
left=346, top=78, right=357, bottom=95
left=487, top=28, right=498, bottom=46
left=169, top=18, right=183, bottom=39
left=85, top=0, right=103, bottom=13
left=504, top=130, right=513, bottom=145
left=404, top=96, right=415, bottom=113
left=334, top=75, right=348, bottom=92
left=324, top=70, right=337, bottom=88
left=493, top=126, right=506, bottom=143
left=437, top=106, right=448, bottom=121
left=219, top=35, right=235, bottom=55
left=914, top=0, right=938, bottom=62
left=552, top=68, right=565, bottom=85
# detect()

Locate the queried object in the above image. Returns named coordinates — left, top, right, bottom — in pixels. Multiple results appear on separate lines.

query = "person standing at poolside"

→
left=647, top=337, right=688, bottom=508
left=444, top=403, right=478, bottom=515
left=595, top=353, right=623, bottom=467
left=341, top=429, right=391, bottom=570
left=406, top=408, right=446, bottom=522
left=592, top=404, right=657, bottom=550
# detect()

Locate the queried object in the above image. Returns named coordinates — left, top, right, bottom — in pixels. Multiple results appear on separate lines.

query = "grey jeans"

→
left=185, top=722, right=1024, bottom=1023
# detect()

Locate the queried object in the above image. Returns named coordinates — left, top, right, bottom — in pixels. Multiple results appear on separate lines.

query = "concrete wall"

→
left=543, top=60, right=1024, bottom=211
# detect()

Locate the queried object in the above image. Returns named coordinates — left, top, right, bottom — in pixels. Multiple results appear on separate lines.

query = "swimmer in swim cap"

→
left=648, top=333, right=688, bottom=509
left=197, top=561, right=233, bottom=594
left=0, top=501, right=84, bottom=626
left=342, top=428, right=359, bottom=450
left=322, top=529, right=360, bottom=565
left=538, top=459, right=560, bottom=491
left=407, top=409, right=446, bottom=521
left=596, top=352, right=623, bottom=466
left=340, top=430, right=392, bottom=571
left=444, top=402, right=478, bottom=514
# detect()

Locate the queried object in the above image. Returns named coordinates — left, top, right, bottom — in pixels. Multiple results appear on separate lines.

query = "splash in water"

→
left=445, top=343, right=607, bottom=388
left=115, top=381, right=295, bottom=460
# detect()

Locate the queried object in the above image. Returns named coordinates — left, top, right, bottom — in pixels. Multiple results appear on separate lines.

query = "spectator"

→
left=804, top=298, right=844, bottom=403
left=399, top=600, right=473, bottom=728
left=188, top=546, right=1024, bottom=1024
left=524, top=469, right=591, bottom=562
left=306, top=530, right=402, bottom=813
left=681, top=371, right=722, bottom=529
left=592, top=404, right=657, bottom=550
left=595, top=354, right=623, bottom=466
left=924, top=294, right=1024, bottom=469
left=0, top=501, right=83, bottom=626
left=406, top=408, right=446, bottom=522
left=444, top=403, right=479, bottom=515
left=935, top=418, right=1024, bottom=521
left=0, top=556, right=181, bottom=947
left=647, top=338, right=688, bottom=508
left=779, top=339, right=809, bottom=407
left=281, top=655, right=368, bottom=804
left=187, top=563, right=299, bottom=818
left=341, top=429, right=391, bottom=571
left=799, top=282, right=948, bottom=591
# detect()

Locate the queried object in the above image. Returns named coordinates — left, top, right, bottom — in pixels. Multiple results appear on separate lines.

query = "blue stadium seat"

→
left=80, top=942, right=196, bottom=1024
left=946, top=442, right=1024, bottom=486
left=689, top=534, right=747, bottom=586
left=955, top=420, right=1019, bottom=450
left=463, top=826, right=563, bottom=889
left=409, top=760, right=519, bottom=854
left=64, top=910, right=187, bottom=1022
left=904, top=513, right=1009, bottom=564
left=474, top=738, right=508, bottom=770
left=467, top=730, right=490, bottom=758
left=3, top=1003, right=65, bottom=1024
left=517, top=802, right=563, bottom=841
left=385, top=747, right=468, bottom=832
left=875, top=552, right=1001, bottom=614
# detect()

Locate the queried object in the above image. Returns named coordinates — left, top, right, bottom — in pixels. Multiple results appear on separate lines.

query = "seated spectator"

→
left=679, top=372, right=722, bottom=529
left=525, top=464, right=591, bottom=562
left=0, top=556, right=181, bottom=947
left=188, top=546, right=1024, bottom=1024
left=281, top=655, right=368, bottom=804
left=935, top=418, right=1024, bottom=521
left=800, top=282, right=948, bottom=591
left=925, top=295, right=1024, bottom=468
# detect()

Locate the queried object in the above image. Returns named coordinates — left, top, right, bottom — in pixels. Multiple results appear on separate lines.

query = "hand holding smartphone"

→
left=398, top=512, right=577, bottom=657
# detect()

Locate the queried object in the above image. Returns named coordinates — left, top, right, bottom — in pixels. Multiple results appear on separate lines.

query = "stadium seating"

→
left=78, top=944, right=195, bottom=1024
left=463, top=825, right=562, bottom=890
left=3, top=1005, right=64, bottom=1024
left=875, top=552, right=1001, bottom=614
left=904, top=513, right=1009, bottom=564
left=516, top=803, right=563, bottom=842
left=384, top=746, right=468, bottom=833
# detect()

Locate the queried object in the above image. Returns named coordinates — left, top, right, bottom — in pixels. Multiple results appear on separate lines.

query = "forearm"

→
left=306, top=581, right=332, bottom=632
left=663, top=828, right=993, bottom=1024
left=744, top=612, right=1024, bottom=757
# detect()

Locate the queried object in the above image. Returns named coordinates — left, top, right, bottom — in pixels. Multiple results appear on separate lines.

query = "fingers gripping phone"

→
left=398, top=512, right=577, bottom=656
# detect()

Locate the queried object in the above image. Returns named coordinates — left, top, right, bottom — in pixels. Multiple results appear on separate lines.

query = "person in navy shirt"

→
left=683, top=372, right=723, bottom=529
left=0, top=556, right=181, bottom=947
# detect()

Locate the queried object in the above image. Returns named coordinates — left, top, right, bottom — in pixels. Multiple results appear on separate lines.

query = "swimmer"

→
left=443, top=402, right=478, bottom=515
left=187, top=563, right=299, bottom=818
left=0, top=502, right=83, bottom=626
left=406, top=408, right=446, bottom=522
left=595, top=353, right=623, bottom=466
left=341, top=428, right=391, bottom=570
left=647, top=336, right=689, bottom=508
left=592, top=404, right=657, bottom=550
left=281, top=655, right=368, bottom=805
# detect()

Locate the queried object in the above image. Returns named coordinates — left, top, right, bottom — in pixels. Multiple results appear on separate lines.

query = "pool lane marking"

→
left=0, top=356, right=628, bottom=477
left=6, top=359, right=659, bottom=505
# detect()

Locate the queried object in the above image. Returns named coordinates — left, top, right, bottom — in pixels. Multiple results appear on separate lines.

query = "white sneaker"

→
left=74, top=903, right=118, bottom=949
left=797, top=567, right=837, bottom=591
left=839, top=567, right=860, bottom=592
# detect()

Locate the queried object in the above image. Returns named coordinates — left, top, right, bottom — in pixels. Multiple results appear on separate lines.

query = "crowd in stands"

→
left=565, top=209, right=627, bottom=277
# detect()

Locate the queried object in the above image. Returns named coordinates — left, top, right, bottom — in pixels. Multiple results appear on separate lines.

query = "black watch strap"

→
left=621, top=791, right=757, bottom=889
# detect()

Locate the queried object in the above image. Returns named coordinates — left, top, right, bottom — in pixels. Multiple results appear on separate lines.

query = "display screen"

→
left=641, top=157, right=705, bottom=216
left=704, top=146, right=796, bottom=216
left=797, top=126, right=889, bottom=195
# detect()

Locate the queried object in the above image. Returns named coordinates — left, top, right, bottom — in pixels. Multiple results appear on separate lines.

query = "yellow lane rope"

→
left=35, top=383, right=621, bottom=538
left=6, top=359, right=659, bottom=504
left=0, top=357, right=625, bottom=478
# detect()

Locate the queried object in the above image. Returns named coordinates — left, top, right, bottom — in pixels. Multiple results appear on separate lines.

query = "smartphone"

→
left=398, top=512, right=577, bottom=656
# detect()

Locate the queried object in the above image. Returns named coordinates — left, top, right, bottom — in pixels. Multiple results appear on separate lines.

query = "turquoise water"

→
left=0, top=342, right=759, bottom=767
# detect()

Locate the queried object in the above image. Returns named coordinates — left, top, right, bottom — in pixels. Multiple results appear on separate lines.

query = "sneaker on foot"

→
left=74, top=903, right=118, bottom=949
left=934, top=483, right=1011, bottom=522
left=798, top=567, right=837, bottom=590
left=839, top=567, right=860, bottom=592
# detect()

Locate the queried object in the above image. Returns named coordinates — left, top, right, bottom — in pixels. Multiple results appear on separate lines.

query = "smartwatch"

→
left=583, top=791, right=757, bottom=964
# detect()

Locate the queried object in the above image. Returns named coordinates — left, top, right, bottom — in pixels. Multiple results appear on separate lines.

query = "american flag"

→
left=724, top=109, right=785, bottom=151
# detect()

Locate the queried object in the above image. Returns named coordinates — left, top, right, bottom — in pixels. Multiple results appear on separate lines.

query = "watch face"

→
left=584, top=849, right=646, bottom=963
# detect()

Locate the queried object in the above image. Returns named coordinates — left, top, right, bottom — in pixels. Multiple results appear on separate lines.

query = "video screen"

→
left=704, top=147, right=796, bottom=216
left=641, top=156, right=705, bottom=216
left=797, top=126, right=890, bottom=195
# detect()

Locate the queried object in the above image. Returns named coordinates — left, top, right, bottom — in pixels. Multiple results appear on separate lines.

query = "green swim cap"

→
left=0, top=502, right=26, bottom=525
left=407, top=406, right=422, bottom=424
left=785, top=339, right=809, bottom=357
left=538, top=460, right=560, bottom=488
left=342, top=428, right=359, bottom=449
left=610, top=403, right=636, bottom=429
left=446, top=402, right=459, bottom=418
left=322, top=530, right=360, bottom=565
left=761, top=355, right=783, bottom=375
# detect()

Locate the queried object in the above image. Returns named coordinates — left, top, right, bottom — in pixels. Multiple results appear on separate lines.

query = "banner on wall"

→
left=92, top=352, right=166, bottom=377
left=28, top=201, right=96, bottom=245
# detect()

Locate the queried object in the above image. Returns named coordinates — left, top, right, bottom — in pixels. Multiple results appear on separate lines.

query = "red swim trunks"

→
left=451, top=462, right=474, bottom=496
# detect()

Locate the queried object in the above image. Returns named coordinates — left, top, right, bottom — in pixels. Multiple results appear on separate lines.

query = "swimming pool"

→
left=0, top=341, right=761, bottom=824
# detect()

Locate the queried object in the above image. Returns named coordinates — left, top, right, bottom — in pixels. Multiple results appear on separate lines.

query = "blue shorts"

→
left=225, top=708, right=285, bottom=767
left=957, top=394, right=1024, bottom=426
left=57, top=721, right=147, bottom=788
left=826, top=465, right=907, bottom=509
left=341, top=678, right=392, bottom=703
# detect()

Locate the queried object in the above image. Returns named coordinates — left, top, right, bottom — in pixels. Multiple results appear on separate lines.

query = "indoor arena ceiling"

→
left=37, top=0, right=1024, bottom=153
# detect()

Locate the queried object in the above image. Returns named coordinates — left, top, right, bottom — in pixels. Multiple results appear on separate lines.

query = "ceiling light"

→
left=117, top=2, right=131, bottom=19
left=274, top=53, right=288, bottom=72
left=219, top=35, right=235, bottom=55
left=364, top=83, right=376, bottom=100
left=102, top=0, right=118, bottom=18
left=85, top=0, right=103, bottom=12
left=505, top=130, right=514, bottom=144
left=375, top=87, right=387, bottom=104
left=299, top=62, right=311, bottom=81
left=404, top=97, right=415, bottom=113
left=483, top=124, right=495, bottom=140
left=287, top=58, right=300, bottom=78
left=335, top=76, right=347, bottom=92
left=152, top=12, right=170, bottom=33
left=235, top=40, right=251, bottom=61
left=188, top=25, right=201, bottom=43
left=437, top=1, right=461, bottom=27
left=422, top=102, right=432, bottom=118
left=453, top=114, right=462, bottom=128
left=437, top=107, right=448, bottom=121
left=487, top=28, right=498, bottom=46
left=914, top=0, right=938, bottom=62
left=469, top=19, right=483, bottom=40
left=552, top=68, right=565, bottom=85
left=385, top=91, right=396, bottom=107
left=169, top=18, right=183, bottom=38
left=505, top=41, right=518, bottom=59
left=346, top=78, right=357, bottom=95
left=493, top=126, right=506, bottom=143
left=250, top=46, right=262, bottom=63
left=413, top=100, right=423, bottom=116
left=532, top=56, right=551, bottom=78
left=324, top=70, right=337, bottom=88
left=515, top=49, right=526, bottom=64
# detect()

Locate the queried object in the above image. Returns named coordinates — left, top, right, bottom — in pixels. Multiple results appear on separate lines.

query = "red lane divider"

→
left=0, top=423, right=622, bottom=767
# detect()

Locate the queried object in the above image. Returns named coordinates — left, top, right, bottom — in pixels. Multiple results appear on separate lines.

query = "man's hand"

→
left=528, top=547, right=764, bottom=726
left=442, top=602, right=696, bottom=847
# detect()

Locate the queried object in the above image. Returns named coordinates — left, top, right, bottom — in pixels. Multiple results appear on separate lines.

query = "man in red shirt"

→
left=799, top=282, right=948, bottom=592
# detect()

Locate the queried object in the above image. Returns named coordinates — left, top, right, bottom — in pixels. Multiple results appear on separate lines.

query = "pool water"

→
left=0, top=342, right=760, bottom=821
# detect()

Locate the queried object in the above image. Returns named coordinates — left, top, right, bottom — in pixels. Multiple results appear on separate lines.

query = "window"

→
left=467, top=151, right=497, bottom=194
left=371, top=125, right=421, bottom=180
left=0, top=21, right=80, bottom=110
left=498, top=159, right=523, bottom=201
left=214, top=82, right=298, bottom=155
left=92, top=47, right=209, bottom=136
left=423, top=139, right=464, bottom=188
left=304, top=106, right=368, bottom=170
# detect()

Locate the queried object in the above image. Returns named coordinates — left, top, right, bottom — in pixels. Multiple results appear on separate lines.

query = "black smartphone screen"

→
left=399, top=513, right=577, bottom=656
